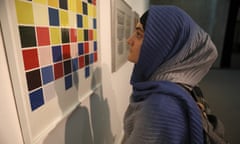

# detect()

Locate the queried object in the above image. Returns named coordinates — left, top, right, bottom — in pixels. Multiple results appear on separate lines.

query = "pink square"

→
left=70, top=43, right=78, bottom=58
left=38, top=46, right=52, bottom=66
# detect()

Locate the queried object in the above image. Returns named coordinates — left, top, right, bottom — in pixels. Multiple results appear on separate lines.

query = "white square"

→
left=33, top=3, right=48, bottom=26
left=68, top=12, right=76, bottom=28
left=42, top=83, right=57, bottom=102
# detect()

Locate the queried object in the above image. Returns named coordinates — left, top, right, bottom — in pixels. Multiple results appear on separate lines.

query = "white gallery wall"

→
left=100, top=0, right=149, bottom=143
left=0, top=22, right=24, bottom=144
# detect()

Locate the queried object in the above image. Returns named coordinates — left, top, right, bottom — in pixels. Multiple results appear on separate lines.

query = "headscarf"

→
left=140, top=10, right=148, bottom=30
left=130, top=6, right=218, bottom=88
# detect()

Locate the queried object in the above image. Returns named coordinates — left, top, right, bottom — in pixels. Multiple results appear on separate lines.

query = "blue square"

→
left=29, top=88, right=44, bottom=111
left=52, top=45, right=62, bottom=62
left=41, top=66, right=54, bottom=84
left=72, top=58, right=78, bottom=71
left=77, top=14, right=83, bottom=28
left=85, top=66, right=90, bottom=78
left=93, top=18, right=97, bottom=29
left=78, top=43, right=84, bottom=55
left=48, top=8, right=60, bottom=26
left=94, top=41, right=97, bottom=51
left=65, top=75, right=72, bottom=90
left=90, top=53, right=94, bottom=64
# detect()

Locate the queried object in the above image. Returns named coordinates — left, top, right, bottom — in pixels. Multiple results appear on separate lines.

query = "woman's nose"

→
left=127, top=36, right=132, bottom=45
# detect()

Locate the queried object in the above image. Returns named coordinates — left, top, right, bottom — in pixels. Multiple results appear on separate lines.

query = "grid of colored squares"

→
left=15, top=0, right=98, bottom=111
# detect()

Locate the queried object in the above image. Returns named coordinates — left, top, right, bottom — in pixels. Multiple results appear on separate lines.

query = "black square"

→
left=64, top=60, right=72, bottom=75
left=85, top=55, right=89, bottom=65
left=84, top=29, right=88, bottom=41
left=61, top=28, right=69, bottom=43
left=82, top=2, right=88, bottom=15
left=59, top=0, right=68, bottom=10
left=19, top=26, right=36, bottom=48
left=26, top=69, right=42, bottom=91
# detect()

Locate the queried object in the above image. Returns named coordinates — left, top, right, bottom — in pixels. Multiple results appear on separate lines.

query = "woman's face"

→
left=127, top=22, right=144, bottom=63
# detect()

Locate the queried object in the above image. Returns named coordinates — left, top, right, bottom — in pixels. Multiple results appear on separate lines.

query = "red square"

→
left=54, top=62, right=63, bottom=80
left=22, top=49, right=39, bottom=70
left=36, top=27, right=50, bottom=46
left=94, top=52, right=98, bottom=62
left=93, top=0, right=96, bottom=5
left=78, top=56, right=84, bottom=68
left=62, top=44, right=70, bottom=59
left=88, top=30, right=93, bottom=41
left=84, top=42, right=89, bottom=54
left=70, top=28, right=77, bottom=42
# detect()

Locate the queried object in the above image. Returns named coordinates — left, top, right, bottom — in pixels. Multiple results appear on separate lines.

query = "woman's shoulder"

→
left=132, top=80, right=191, bottom=103
left=143, top=89, right=187, bottom=115
left=132, top=80, right=193, bottom=115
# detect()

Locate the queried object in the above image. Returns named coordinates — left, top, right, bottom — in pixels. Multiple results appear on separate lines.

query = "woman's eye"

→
left=136, top=32, right=142, bottom=38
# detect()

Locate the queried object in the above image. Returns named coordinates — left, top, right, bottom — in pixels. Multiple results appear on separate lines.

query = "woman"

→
left=122, top=6, right=218, bottom=144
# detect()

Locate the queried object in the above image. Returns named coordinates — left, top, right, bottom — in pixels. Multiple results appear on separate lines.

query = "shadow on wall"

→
left=65, top=67, right=114, bottom=144
left=43, top=66, right=115, bottom=144
left=61, top=96, right=113, bottom=144
left=65, top=106, right=94, bottom=144
left=89, top=90, right=114, bottom=144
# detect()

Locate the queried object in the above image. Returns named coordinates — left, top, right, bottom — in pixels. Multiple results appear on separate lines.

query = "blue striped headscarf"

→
left=131, top=6, right=217, bottom=87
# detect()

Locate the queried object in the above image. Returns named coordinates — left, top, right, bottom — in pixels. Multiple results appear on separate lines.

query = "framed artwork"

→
left=0, top=0, right=99, bottom=143
left=111, top=0, right=133, bottom=72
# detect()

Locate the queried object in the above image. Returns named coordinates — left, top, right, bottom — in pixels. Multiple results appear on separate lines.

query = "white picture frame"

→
left=111, top=0, right=133, bottom=72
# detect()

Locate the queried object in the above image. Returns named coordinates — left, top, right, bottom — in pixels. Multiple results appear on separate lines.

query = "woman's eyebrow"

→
left=136, top=27, right=144, bottom=32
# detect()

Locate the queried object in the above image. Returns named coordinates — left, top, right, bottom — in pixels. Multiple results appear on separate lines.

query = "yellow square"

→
left=33, top=0, right=47, bottom=5
left=76, top=0, right=82, bottom=14
left=93, top=29, right=97, bottom=40
left=15, top=0, right=34, bottom=24
left=50, top=28, right=61, bottom=44
left=77, top=29, right=84, bottom=42
left=60, top=10, right=69, bottom=26
left=88, top=4, right=93, bottom=17
left=93, top=5, right=97, bottom=18
left=48, top=0, right=59, bottom=8
left=83, top=15, right=88, bottom=28
left=68, top=0, right=77, bottom=12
